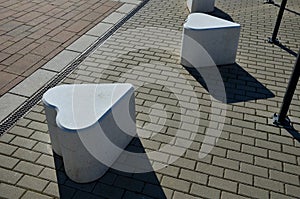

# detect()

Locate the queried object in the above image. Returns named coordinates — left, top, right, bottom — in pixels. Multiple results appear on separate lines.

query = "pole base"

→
left=268, top=37, right=280, bottom=44
left=273, top=113, right=291, bottom=127
left=264, top=0, right=275, bottom=4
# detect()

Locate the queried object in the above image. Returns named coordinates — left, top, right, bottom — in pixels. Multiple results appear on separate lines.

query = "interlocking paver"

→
left=0, top=142, right=17, bottom=155
left=0, top=153, right=19, bottom=169
left=17, top=175, right=49, bottom=192
left=0, top=183, right=25, bottom=199
left=14, top=161, right=44, bottom=176
left=0, top=167, right=23, bottom=184
left=0, top=0, right=300, bottom=198
left=9, top=126, right=34, bottom=138
left=21, top=191, right=52, bottom=199
left=43, top=182, right=59, bottom=198
left=190, top=183, right=221, bottom=198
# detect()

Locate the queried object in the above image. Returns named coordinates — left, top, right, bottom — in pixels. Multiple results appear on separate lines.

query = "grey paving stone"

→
left=118, top=0, right=141, bottom=4
left=102, top=12, right=126, bottom=24
left=270, top=192, right=298, bottom=199
left=10, top=69, right=56, bottom=97
left=30, top=131, right=50, bottom=143
left=67, top=35, right=98, bottom=53
left=221, top=191, right=250, bottom=199
left=33, top=142, right=53, bottom=155
left=255, top=139, right=281, bottom=151
left=17, top=175, right=49, bottom=192
left=179, top=168, right=208, bottom=185
left=212, top=156, right=239, bottom=170
left=161, top=176, right=190, bottom=192
left=208, top=176, right=238, bottom=193
left=36, top=154, right=55, bottom=168
left=39, top=167, right=57, bottom=182
left=43, top=182, right=59, bottom=198
left=190, top=183, right=221, bottom=199
left=9, top=126, right=34, bottom=137
left=0, top=183, right=25, bottom=199
left=86, top=22, right=113, bottom=37
left=0, top=153, right=19, bottom=169
left=238, top=184, right=269, bottom=199
left=269, top=150, right=297, bottom=164
left=10, top=136, right=37, bottom=149
left=14, top=161, right=44, bottom=176
left=269, top=170, right=300, bottom=186
left=0, top=142, right=17, bottom=155
left=12, top=148, right=41, bottom=162
left=173, top=158, right=196, bottom=170
left=224, top=169, right=253, bottom=185
left=254, top=176, right=284, bottom=193
left=0, top=133, right=15, bottom=143
left=42, top=50, right=80, bottom=72
left=0, top=93, right=27, bottom=122
left=229, top=133, right=255, bottom=145
left=240, top=162, right=268, bottom=178
left=227, top=150, right=253, bottom=164
left=27, top=121, right=48, bottom=132
left=173, top=191, right=198, bottom=199
left=283, top=163, right=300, bottom=175
left=24, top=112, right=46, bottom=123
left=21, top=191, right=51, bottom=199
left=241, top=144, right=268, bottom=157
left=285, top=184, right=300, bottom=198
left=0, top=167, right=23, bottom=184
left=156, top=165, right=180, bottom=178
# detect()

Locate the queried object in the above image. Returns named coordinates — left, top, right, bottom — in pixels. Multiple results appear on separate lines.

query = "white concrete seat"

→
left=42, top=83, right=136, bottom=183
left=180, top=13, right=241, bottom=68
left=187, top=0, right=215, bottom=13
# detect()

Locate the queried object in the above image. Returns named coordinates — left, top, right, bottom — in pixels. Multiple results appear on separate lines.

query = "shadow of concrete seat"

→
left=187, top=0, right=215, bottom=13
left=181, top=13, right=241, bottom=68
left=42, top=83, right=136, bottom=183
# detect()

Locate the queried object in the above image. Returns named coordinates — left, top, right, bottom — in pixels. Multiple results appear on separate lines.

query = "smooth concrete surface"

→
left=187, top=0, right=215, bottom=13
left=42, top=83, right=136, bottom=183
left=181, top=13, right=240, bottom=67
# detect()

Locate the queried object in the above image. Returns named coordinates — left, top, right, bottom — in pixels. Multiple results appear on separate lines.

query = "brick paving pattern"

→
left=0, top=0, right=122, bottom=96
left=0, top=0, right=300, bottom=198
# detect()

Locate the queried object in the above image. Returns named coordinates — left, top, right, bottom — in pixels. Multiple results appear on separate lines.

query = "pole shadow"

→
left=184, top=63, right=275, bottom=104
left=272, top=41, right=298, bottom=57
left=273, top=3, right=300, bottom=16
left=53, top=137, right=166, bottom=199
left=284, top=126, right=300, bottom=142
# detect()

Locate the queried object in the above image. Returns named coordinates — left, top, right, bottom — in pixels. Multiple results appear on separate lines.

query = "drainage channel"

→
left=0, top=0, right=150, bottom=136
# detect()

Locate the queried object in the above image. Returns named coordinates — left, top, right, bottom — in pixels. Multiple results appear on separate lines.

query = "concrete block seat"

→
left=42, top=83, right=136, bottom=183
left=187, top=0, right=215, bottom=13
left=181, top=13, right=241, bottom=68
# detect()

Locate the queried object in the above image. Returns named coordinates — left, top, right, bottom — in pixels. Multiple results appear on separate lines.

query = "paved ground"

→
left=0, top=0, right=123, bottom=96
left=0, top=0, right=300, bottom=198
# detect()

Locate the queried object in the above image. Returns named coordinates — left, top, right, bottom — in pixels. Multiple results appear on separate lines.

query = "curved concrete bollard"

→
left=181, top=13, right=241, bottom=68
left=42, top=83, right=136, bottom=183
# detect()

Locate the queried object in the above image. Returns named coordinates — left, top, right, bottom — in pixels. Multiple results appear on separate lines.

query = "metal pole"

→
left=269, top=0, right=288, bottom=43
left=277, top=48, right=300, bottom=124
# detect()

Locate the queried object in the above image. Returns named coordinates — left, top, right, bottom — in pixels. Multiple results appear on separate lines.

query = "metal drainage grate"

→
left=0, top=0, right=150, bottom=136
